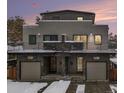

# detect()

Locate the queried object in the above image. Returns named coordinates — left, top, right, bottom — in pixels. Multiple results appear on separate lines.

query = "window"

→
left=95, top=35, right=102, bottom=45
left=77, top=17, right=83, bottom=21
left=74, top=35, right=87, bottom=42
left=77, top=57, right=83, bottom=72
left=74, top=35, right=87, bottom=48
left=52, top=16, right=60, bottom=20
left=29, top=35, right=36, bottom=45
left=43, top=35, right=58, bottom=41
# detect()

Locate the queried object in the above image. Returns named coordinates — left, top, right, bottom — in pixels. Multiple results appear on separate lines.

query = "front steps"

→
left=40, top=74, right=85, bottom=83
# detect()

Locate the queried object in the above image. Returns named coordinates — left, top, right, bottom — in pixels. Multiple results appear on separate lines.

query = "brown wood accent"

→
left=7, top=66, right=17, bottom=80
left=109, top=69, right=117, bottom=81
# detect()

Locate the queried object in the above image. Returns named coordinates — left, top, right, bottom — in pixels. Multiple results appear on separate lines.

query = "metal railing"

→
left=23, top=41, right=84, bottom=51
left=8, top=41, right=110, bottom=51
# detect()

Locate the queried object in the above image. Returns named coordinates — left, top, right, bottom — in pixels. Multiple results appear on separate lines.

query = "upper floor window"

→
left=43, top=35, right=58, bottom=41
left=52, top=16, right=60, bottom=20
left=74, top=35, right=87, bottom=42
left=74, top=35, right=88, bottom=48
left=95, top=35, right=102, bottom=45
left=77, top=17, right=83, bottom=21
left=29, top=35, right=36, bottom=45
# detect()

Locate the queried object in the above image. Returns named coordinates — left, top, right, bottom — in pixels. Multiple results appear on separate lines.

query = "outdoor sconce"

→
left=37, top=33, right=41, bottom=37
left=93, top=56, right=100, bottom=60
left=27, top=56, right=34, bottom=60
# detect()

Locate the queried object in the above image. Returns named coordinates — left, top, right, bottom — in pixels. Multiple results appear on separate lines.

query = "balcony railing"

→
left=8, top=41, right=109, bottom=51
left=43, top=41, right=83, bottom=51
left=8, top=41, right=83, bottom=51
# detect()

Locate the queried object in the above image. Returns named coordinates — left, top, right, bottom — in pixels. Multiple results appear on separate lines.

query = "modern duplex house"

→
left=8, top=10, right=116, bottom=81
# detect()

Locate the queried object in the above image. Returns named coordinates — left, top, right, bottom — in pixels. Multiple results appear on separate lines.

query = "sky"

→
left=8, top=0, right=117, bottom=34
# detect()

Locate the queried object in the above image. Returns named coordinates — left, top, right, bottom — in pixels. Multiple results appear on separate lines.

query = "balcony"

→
left=43, top=41, right=83, bottom=51
left=8, top=41, right=83, bottom=51
left=8, top=42, right=117, bottom=54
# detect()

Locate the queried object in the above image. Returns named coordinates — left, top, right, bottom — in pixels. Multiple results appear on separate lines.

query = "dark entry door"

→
left=65, top=56, right=69, bottom=74
left=49, top=57, right=57, bottom=73
left=44, top=56, right=57, bottom=74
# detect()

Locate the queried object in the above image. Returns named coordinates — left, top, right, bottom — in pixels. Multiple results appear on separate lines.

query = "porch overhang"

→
left=8, top=49, right=116, bottom=54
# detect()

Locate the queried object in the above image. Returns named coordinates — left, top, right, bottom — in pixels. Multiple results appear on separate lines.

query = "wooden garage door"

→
left=87, top=62, right=106, bottom=80
left=21, top=62, right=40, bottom=81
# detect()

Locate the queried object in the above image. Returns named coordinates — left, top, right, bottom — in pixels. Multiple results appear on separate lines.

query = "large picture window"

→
left=29, top=35, right=36, bottom=45
left=43, top=35, right=58, bottom=41
left=95, top=35, right=102, bottom=45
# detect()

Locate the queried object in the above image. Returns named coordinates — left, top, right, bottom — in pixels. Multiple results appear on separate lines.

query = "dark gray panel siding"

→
left=41, top=11, right=95, bottom=23
left=23, top=22, right=108, bottom=49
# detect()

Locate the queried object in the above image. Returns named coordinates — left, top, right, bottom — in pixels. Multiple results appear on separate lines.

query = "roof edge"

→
left=40, top=10, right=95, bottom=15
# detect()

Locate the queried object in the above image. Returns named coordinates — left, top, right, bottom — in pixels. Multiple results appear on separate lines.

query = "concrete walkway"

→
left=66, top=82, right=77, bottom=93
left=85, top=82, right=112, bottom=93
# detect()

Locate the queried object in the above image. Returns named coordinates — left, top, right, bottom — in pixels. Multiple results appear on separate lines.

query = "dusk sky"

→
left=8, top=0, right=117, bottom=34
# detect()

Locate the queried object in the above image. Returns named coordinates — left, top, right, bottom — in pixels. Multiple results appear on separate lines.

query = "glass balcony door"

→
left=74, top=35, right=88, bottom=49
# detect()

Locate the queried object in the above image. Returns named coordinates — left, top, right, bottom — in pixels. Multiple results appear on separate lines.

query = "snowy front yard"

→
left=7, top=80, right=47, bottom=93
left=110, top=84, right=117, bottom=93
left=8, top=80, right=86, bottom=93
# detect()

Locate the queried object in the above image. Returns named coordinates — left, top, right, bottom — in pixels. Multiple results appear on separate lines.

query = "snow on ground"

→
left=7, top=80, right=47, bottom=93
left=43, top=80, right=70, bottom=93
left=76, top=84, right=85, bottom=93
left=110, top=58, right=117, bottom=65
left=110, top=84, right=117, bottom=93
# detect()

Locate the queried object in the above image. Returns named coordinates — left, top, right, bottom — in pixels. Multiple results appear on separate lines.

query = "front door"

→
left=49, top=56, right=57, bottom=73
left=44, top=56, right=57, bottom=74
left=65, top=56, right=69, bottom=74
left=77, top=57, right=84, bottom=73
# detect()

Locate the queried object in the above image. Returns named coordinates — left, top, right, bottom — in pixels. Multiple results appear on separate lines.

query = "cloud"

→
left=57, top=0, right=116, bottom=23
left=31, top=2, right=40, bottom=8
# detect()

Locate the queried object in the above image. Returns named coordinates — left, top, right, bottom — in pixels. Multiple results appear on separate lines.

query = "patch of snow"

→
left=8, top=49, right=56, bottom=53
left=7, top=80, right=47, bottom=93
left=110, top=84, right=117, bottom=93
left=43, top=80, right=70, bottom=93
left=110, top=58, right=117, bottom=64
left=8, top=45, right=23, bottom=51
left=76, top=84, right=85, bottom=93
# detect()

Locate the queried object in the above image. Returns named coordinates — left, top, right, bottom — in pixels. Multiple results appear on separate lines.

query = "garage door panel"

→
left=21, top=62, right=40, bottom=81
left=87, top=62, right=106, bottom=80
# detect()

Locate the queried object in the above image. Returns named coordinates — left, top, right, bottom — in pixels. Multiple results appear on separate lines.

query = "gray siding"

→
left=23, top=21, right=108, bottom=50
left=41, top=11, right=95, bottom=23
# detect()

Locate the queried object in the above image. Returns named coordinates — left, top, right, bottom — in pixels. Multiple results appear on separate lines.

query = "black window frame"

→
left=29, top=35, right=36, bottom=45
left=52, top=16, right=60, bottom=20
left=43, top=35, right=58, bottom=41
